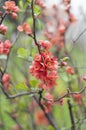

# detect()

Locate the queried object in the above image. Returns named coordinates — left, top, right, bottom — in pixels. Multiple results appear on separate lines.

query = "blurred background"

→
left=0, top=0, right=86, bottom=130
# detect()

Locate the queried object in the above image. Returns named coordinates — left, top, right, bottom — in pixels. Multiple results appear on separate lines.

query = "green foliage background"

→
left=0, top=0, right=86, bottom=130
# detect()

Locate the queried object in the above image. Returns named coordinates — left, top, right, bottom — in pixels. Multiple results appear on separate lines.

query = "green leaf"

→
left=27, top=0, right=31, bottom=3
left=17, top=48, right=28, bottom=58
left=0, top=55, right=7, bottom=59
left=30, top=79, right=38, bottom=87
left=61, top=57, right=69, bottom=61
left=19, top=0, right=23, bottom=9
left=15, top=82, right=28, bottom=91
left=34, top=5, right=41, bottom=16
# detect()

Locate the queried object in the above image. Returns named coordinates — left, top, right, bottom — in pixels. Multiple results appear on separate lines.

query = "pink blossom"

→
left=3, top=1, right=19, bottom=19
left=39, top=40, right=51, bottom=50
left=17, top=22, right=32, bottom=35
left=0, top=24, right=7, bottom=35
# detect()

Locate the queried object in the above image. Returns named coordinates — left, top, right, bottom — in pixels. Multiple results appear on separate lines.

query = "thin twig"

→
left=69, top=27, right=86, bottom=54
left=6, top=112, right=24, bottom=130
left=31, top=0, right=41, bottom=54
left=33, top=95, right=58, bottom=130
left=0, top=82, right=38, bottom=99
left=73, top=28, right=86, bottom=44
left=0, top=12, right=7, bottom=25
left=43, top=87, right=86, bottom=103
left=28, top=104, right=37, bottom=130
left=54, top=87, right=86, bottom=102
left=67, top=99, right=75, bottom=130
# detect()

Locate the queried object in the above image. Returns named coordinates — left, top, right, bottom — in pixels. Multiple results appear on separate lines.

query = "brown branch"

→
left=76, top=117, right=86, bottom=130
left=0, top=12, right=7, bottom=25
left=28, top=105, right=37, bottom=130
left=0, top=0, right=12, bottom=24
left=0, top=81, right=38, bottom=99
left=43, top=87, right=86, bottom=103
left=67, top=99, right=75, bottom=130
left=69, top=27, right=86, bottom=54
left=33, top=95, right=58, bottom=130
left=0, top=83, right=59, bottom=130
left=6, top=111, right=24, bottom=130
left=0, top=68, right=3, bottom=75
left=54, top=87, right=86, bottom=102
left=72, top=28, right=86, bottom=44
left=31, top=0, right=41, bottom=54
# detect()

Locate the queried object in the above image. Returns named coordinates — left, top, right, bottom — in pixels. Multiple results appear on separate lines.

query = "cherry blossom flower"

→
left=2, top=73, right=11, bottom=92
left=29, top=44, right=58, bottom=89
left=0, top=24, right=7, bottom=35
left=0, top=40, right=12, bottom=55
left=3, top=1, right=19, bottom=19
left=17, top=22, right=32, bottom=35
left=66, top=66, right=74, bottom=75
left=39, top=40, right=51, bottom=50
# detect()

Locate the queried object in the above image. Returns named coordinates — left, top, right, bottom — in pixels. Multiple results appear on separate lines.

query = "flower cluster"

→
left=0, top=24, right=7, bottom=35
left=0, top=40, right=12, bottom=55
left=30, top=40, right=58, bottom=90
left=17, top=22, right=32, bottom=35
left=2, top=73, right=11, bottom=92
left=3, top=1, right=19, bottom=19
left=43, top=0, right=76, bottom=48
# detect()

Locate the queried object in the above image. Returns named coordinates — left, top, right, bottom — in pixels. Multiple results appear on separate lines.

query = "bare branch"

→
left=6, top=111, right=24, bottom=130
left=54, top=87, right=86, bottom=102
left=0, top=12, right=7, bottom=25
left=72, top=28, right=86, bottom=43
left=31, top=0, right=41, bottom=54
left=67, top=99, right=75, bottom=130
left=0, top=82, right=38, bottom=99
left=33, top=95, right=58, bottom=130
